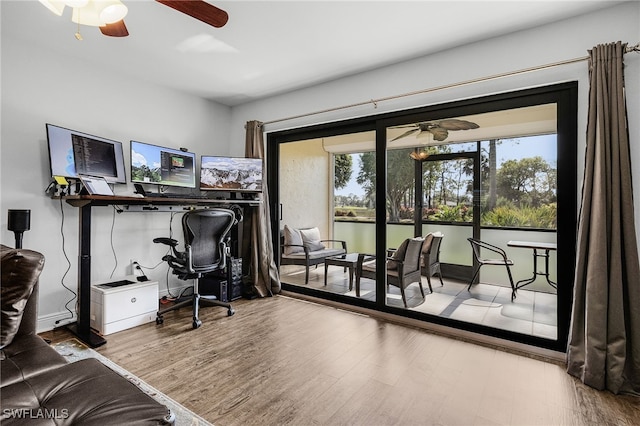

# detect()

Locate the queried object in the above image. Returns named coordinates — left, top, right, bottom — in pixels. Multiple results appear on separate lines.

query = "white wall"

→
left=279, top=139, right=331, bottom=235
left=230, top=1, right=640, bottom=268
left=1, top=35, right=232, bottom=331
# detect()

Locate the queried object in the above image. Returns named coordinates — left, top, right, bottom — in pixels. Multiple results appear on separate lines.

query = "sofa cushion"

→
left=300, top=227, right=326, bottom=251
left=283, top=225, right=304, bottom=255
left=0, top=358, right=173, bottom=425
left=1, top=334, right=68, bottom=387
left=1, top=245, right=45, bottom=349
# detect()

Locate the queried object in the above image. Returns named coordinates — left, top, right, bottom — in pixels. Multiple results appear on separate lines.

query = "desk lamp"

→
left=8, top=209, right=31, bottom=249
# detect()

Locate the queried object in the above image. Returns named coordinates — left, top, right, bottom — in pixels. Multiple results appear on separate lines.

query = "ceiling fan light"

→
left=38, top=0, right=66, bottom=16
left=410, top=150, right=430, bottom=161
left=98, top=0, right=128, bottom=24
left=64, top=0, right=89, bottom=7
left=71, top=1, right=104, bottom=27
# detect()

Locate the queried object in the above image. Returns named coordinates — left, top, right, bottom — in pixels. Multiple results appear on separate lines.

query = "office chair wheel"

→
left=156, top=315, right=164, bottom=325
left=192, top=319, right=202, bottom=329
left=227, top=307, right=235, bottom=317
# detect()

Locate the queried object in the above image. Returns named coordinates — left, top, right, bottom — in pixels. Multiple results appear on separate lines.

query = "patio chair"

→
left=467, top=238, right=516, bottom=301
left=280, top=225, right=347, bottom=283
left=421, top=232, right=444, bottom=292
left=356, top=237, right=425, bottom=308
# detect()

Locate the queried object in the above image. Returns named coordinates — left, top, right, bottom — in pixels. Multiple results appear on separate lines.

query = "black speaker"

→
left=8, top=209, right=31, bottom=249
left=8, top=209, right=30, bottom=232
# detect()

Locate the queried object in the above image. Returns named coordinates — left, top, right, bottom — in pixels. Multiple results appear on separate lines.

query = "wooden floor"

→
left=43, top=295, right=639, bottom=425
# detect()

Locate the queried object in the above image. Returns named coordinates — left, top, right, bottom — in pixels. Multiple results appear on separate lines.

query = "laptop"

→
left=79, top=175, right=114, bottom=196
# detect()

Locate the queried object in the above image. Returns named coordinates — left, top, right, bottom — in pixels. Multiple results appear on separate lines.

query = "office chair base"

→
left=155, top=294, right=235, bottom=328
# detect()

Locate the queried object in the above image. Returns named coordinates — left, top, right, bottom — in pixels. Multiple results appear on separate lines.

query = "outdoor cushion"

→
left=387, top=238, right=410, bottom=270
left=282, top=247, right=344, bottom=260
left=283, top=225, right=304, bottom=255
left=300, top=227, right=326, bottom=251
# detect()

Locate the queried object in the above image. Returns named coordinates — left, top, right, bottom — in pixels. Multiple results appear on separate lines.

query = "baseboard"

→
left=37, top=311, right=78, bottom=333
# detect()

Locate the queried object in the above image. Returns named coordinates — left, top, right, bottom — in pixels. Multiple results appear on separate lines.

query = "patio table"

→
left=507, top=240, right=557, bottom=290
left=324, top=253, right=374, bottom=294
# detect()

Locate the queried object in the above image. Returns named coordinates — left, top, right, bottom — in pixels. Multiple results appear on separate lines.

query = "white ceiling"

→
left=2, top=1, right=622, bottom=106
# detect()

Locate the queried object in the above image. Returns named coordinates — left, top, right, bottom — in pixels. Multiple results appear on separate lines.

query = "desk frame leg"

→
left=67, top=203, right=106, bottom=348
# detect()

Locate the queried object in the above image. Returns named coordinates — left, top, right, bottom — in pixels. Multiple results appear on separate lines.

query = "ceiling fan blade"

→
left=156, top=0, right=229, bottom=28
left=100, top=20, right=129, bottom=37
left=390, top=128, right=419, bottom=142
left=428, top=127, right=449, bottom=141
left=436, top=119, right=480, bottom=131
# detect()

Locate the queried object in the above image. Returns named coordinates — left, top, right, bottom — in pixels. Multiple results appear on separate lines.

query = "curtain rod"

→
left=261, top=42, right=640, bottom=128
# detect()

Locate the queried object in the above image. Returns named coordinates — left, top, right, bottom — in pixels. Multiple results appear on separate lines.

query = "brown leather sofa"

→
left=0, top=245, right=174, bottom=425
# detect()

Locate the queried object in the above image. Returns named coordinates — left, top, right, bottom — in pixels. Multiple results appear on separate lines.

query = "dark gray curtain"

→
left=566, top=41, right=640, bottom=395
left=242, top=120, right=281, bottom=297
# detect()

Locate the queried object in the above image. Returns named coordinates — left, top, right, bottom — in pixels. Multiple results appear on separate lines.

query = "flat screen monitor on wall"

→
left=130, top=140, right=196, bottom=189
left=46, top=123, right=127, bottom=184
left=200, top=156, right=263, bottom=192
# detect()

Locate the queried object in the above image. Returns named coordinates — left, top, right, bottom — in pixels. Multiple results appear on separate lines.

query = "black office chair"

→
left=154, top=208, right=236, bottom=329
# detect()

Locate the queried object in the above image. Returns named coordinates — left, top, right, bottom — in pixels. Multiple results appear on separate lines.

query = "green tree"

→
left=387, top=149, right=415, bottom=222
left=488, top=139, right=498, bottom=210
left=334, top=153, right=352, bottom=190
left=357, top=149, right=415, bottom=222
left=497, top=156, right=553, bottom=207
left=474, top=139, right=502, bottom=210
left=356, top=152, right=376, bottom=202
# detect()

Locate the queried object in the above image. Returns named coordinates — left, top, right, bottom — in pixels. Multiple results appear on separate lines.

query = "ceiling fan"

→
left=38, top=0, right=229, bottom=39
left=389, top=119, right=480, bottom=161
left=390, top=119, right=480, bottom=143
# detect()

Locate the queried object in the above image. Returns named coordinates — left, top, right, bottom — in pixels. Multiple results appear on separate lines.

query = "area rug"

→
left=53, top=339, right=212, bottom=426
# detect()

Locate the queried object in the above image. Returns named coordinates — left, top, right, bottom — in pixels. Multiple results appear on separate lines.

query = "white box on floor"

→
left=90, top=277, right=158, bottom=335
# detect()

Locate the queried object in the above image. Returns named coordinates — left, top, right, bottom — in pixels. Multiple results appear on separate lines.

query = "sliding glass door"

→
left=278, top=131, right=378, bottom=303
left=268, top=83, right=576, bottom=352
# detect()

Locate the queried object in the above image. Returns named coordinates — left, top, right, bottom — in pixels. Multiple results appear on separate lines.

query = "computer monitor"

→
left=130, top=140, right=196, bottom=189
left=46, top=123, right=127, bottom=184
left=200, top=156, right=263, bottom=192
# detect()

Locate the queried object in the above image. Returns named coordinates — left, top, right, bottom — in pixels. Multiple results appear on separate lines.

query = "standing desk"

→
left=61, top=195, right=259, bottom=347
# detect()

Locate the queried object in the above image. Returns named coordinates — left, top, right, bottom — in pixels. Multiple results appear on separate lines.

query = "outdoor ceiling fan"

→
left=38, top=0, right=228, bottom=39
left=389, top=119, right=480, bottom=161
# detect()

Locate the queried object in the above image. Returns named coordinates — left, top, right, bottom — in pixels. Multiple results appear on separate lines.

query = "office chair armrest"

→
left=164, top=254, right=187, bottom=271
left=153, top=237, right=179, bottom=247
left=217, top=240, right=230, bottom=271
